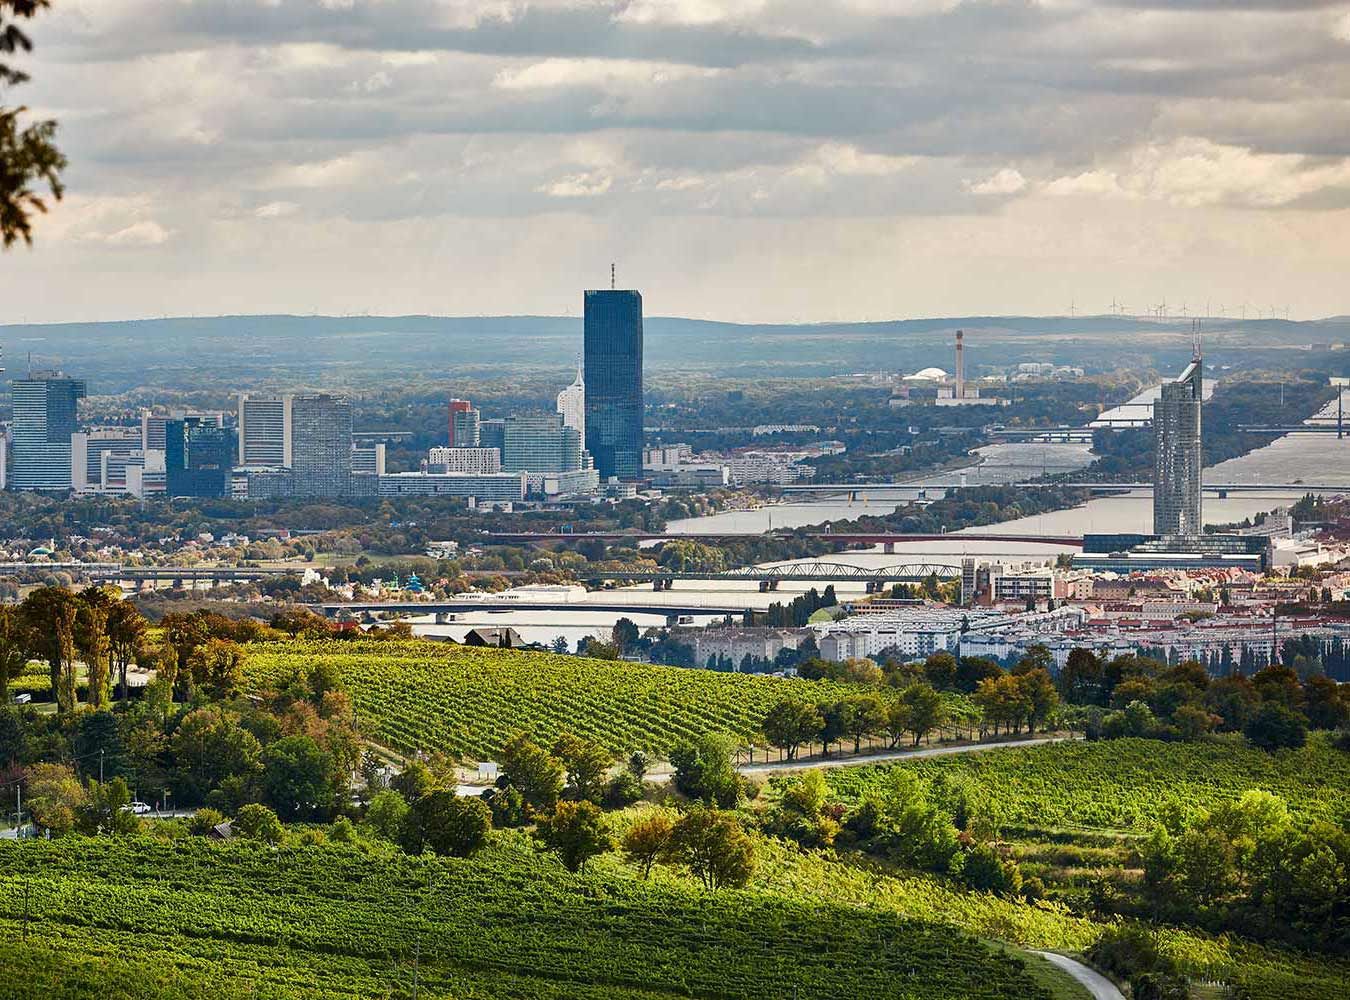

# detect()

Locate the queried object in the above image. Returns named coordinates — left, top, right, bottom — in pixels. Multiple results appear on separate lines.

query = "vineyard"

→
left=824, top=735, right=1350, bottom=831
left=737, top=837, right=1350, bottom=1000
left=244, top=639, right=955, bottom=758
left=0, top=835, right=1055, bottom=1000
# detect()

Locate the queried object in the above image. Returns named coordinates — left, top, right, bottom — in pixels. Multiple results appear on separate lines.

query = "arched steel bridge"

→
left=586, top=561, right=963, bottom=591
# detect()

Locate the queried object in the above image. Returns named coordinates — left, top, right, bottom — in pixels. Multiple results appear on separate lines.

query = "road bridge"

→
left=585, top=561, right=962, bottom=592
left=484, top=531, right=1084, bottom=547
left=316, top=600, right=764, bottom=622
left=781, top=481, right=1349, bottom=493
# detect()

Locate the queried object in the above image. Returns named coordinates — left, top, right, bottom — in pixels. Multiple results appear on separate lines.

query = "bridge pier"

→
left=883, top=542, right=895, bottom=554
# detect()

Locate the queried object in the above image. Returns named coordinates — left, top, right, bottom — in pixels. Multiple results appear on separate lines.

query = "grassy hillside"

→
left=244, top=639, right=953, bottom=759
left=823, top=736, right=1350, bottom=832
left=0, top=836, right=1055, bottom=1000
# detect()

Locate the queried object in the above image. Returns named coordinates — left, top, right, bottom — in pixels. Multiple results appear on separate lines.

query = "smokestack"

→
left=955, top=329, right=965, bottom=398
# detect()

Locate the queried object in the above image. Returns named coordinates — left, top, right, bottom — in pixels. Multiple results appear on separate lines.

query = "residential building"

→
left=1153, top=348, right=1204, bottom=536
left=583, top=287, right=643, bottom=480
left=427, top=446, right=501, bottom=475
left=291, top=394, right=352, bottom=497
left=690, top=629, right=809, bottom=669
left=237, top=394, right=292, bottom=467
left=448, top=399, right=479, bottom=447
left=9, top=372, right=85, bottom=490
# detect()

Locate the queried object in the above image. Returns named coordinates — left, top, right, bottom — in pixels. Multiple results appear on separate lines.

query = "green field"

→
left=0, top=836, right=1056, bottom=1000
left=823, top=736, right=1350, bottom=832
left=244, top=639, right=960, bottom=759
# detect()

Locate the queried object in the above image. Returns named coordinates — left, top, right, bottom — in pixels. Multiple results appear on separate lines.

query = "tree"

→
left=499, top=733, right=564, bottom=813
left=622, top=811, right=675, bottom=879
left=19, top=587, right=79, bottom=713
left=883, top=699, right=911, bottom=749
left=76, top=587, right=113, bottom=709
left=922, top=651, right=958, bottom=691
left=610, top=618, right=640, bottom=656
left=73, top=710, right=132, bottom=782
left=171, top=706, right=262, bottom=794
left=0, top=604, right=31, bottom=704
left=1015, top=668, right=1059, bottom=732
left=364, top=788, right=409, bottom=842
left=234, top=803, right=285, bottom=844
left=75, top=777, right=139, bottom=836
left=668, top=733, right=739, bottom=807
left=399, top=790, right=491, bottom=857
left=1060, top=647, right=1105, bottom=705
left=670, top=807, right=756, bottom=891
left=536, top=800, right=613, bottom=872
left=262, top=734, right=335, bottom=820
left=187, top=638, right=248, bottom=700
left=761, top=698, right=823, bottom=761
left=25, top=762, right=85, bottom=835
left=900, top=683, right=947, bottom=746
left=1013, top=644, right=1054, bottom=676
left=106, top=599, right=147, bottom=701
left=1302, top=674, right=1347, bottom=731
left=0, top=0, right=65, bottom=248
left=1244, top=702, right=1308, bottom=752
left=839, top=693, right=886, bottom=753
left=552, top=732, right=614, bottom=804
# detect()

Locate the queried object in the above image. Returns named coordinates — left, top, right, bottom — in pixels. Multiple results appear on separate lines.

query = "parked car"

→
left=123, top=801, right=152, bottom=815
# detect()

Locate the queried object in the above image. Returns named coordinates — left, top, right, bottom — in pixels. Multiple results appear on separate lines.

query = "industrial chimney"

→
left=954, top=329, right=965, bottom=399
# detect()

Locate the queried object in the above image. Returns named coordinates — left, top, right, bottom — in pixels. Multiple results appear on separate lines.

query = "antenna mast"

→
left=610, top=263, right=615, bottom=291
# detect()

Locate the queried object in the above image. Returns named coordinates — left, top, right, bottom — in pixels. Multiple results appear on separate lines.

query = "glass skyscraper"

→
left=165, top=417, right=233, bottom=498
left=1153, top=352, right=1203, bottom=536
left=9, top=372, right=86, bottom=491
left=583, top=288, right=643, bottom=480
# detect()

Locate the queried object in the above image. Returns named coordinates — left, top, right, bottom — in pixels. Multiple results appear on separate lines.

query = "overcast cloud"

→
left=5, top=0, right=1350, bottom=323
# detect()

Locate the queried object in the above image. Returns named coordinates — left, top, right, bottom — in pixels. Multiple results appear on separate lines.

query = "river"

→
left=415, top=411, right=1350, bottom=649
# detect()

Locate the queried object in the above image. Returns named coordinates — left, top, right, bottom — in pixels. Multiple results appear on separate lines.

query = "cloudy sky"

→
left=5, top=0, right=1350, bottom=323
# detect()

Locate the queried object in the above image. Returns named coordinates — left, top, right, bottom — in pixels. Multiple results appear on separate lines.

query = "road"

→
left=733, top=735, right=1067, bottom=776
left=1031, top=952, right=1125, bottom=1000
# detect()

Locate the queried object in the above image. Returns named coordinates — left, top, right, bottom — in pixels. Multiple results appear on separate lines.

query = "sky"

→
left=4, top=0, right=1350, bottom=324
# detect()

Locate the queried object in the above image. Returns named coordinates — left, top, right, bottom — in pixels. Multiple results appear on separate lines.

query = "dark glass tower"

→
left=583, top=289, right=643, bottom=480
left=165, top=417, right=233, bottom=498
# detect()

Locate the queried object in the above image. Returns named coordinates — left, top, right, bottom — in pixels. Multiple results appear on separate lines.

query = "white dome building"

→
left=905, top=367, right=949, bottom=382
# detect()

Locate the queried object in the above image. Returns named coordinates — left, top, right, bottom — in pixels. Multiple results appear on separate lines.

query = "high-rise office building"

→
left=237, top=394, right=292, bottom=467
left=9, top=372, right=86, bottom=490
left=448, top=399, right=479, bottom=447
left=427, top=446, right=501, bottom=475
left=291, top=394, right=353, bottom=497
left=480, top=418, right=506, bottom=455
left=165, top=417, right=233, bottom=497
left=1153, top=350, right=1204, bottom=536
left=502, top=414, right=582, bottom=475
left=584, top=287, right=643, bottom=480
left=352, top=442, right=386, bottom=476
left=556, top=359, right=585, bottom=442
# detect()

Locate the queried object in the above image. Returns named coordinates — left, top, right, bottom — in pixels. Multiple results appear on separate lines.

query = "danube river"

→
left=414, top=408, right=1350, bottom=649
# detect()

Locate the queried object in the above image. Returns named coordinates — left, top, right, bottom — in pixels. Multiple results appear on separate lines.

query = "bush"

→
left=1244, top=702, right=1308, bottom=752
left=484, top=785, right=527, bottom=828
left=233, top=803, right=285, bottom=844
left=188, top=808, right=227, bottom=836
left=399, top=791, right=491, bottom=857
left=364, top=789, right=409, bottom=842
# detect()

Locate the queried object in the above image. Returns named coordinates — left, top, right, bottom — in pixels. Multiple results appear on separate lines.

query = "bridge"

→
left=484, top=531, right=1085, bottom=547
left=778, top=481, right=1350, bottom=495
left=584, top=561, right=962, bottom=591
left=315, top=600, right=766, bottom=622
left=0, top=562, right=299, bottom=585
left=1238, top=425, right=1346, bottom=436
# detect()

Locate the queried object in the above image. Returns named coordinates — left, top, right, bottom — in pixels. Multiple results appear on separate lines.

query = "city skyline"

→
left=3, top=1, right=1350, bottom=324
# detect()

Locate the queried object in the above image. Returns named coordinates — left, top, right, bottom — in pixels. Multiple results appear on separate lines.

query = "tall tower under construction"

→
left=1152, top=344, right=1204, bottom=536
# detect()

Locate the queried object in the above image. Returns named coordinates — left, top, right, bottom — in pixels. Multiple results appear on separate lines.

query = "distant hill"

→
left=2, top=312, right=1345, bottom=394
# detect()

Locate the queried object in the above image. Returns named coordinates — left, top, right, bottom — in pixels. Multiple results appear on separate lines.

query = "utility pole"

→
left=99, top=748, right=105, bottom=785
left=412, top=940, right=420, bottom=1000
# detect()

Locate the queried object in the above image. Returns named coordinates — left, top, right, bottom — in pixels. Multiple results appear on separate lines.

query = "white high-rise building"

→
left=556, top=359, right=585, bottom=442
left=237, top=394, right=293, bottom=467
